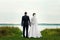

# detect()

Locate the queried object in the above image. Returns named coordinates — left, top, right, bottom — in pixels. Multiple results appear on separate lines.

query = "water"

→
left=18, top=24, right=60, bottom=31
left=0, top=24, right=60, bottom=31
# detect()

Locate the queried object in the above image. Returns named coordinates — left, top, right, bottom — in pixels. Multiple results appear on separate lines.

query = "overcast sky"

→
left=0, top=0, right=60, bottom=24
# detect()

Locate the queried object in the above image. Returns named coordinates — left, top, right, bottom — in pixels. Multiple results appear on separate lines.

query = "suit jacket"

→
left=21, top=15, right=30, bottom=26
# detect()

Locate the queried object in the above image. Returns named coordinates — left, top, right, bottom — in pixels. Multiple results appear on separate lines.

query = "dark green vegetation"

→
left=0, top=26, right=60, bottom=40
left=41, top=28, right=60, bottom=37
left=0, top=26, right=22, bottom=37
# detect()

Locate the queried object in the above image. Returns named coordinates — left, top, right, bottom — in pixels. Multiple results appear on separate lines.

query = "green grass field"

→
left=0, top=26, right=60, bottom=40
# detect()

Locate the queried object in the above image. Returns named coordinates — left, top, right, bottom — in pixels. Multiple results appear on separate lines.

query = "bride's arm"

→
left=31, top=18, right=35, bottom=25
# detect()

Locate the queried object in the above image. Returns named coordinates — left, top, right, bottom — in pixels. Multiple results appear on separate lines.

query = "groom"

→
left=21, top=12, right=30, bottom=38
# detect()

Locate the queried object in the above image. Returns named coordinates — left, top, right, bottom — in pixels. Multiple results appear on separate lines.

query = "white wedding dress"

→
left=28, top=15, right=42, bottom=38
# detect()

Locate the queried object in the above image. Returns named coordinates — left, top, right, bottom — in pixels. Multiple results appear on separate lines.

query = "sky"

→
left=0, top=0, right=60, bottom=24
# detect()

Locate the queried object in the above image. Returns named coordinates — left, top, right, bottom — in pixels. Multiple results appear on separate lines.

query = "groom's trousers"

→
left=23, top=25, right=28, bottom=37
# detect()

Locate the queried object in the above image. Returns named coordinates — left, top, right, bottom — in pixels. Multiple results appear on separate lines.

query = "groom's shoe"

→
left=26, top=37, right=29, bottom=38
left=23, top=35, right=25, bottom=38
left=26, top=36, right=28, bottom=38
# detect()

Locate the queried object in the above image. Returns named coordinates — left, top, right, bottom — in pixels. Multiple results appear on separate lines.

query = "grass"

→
left=41, top=28, right=60, bottom=37
left=0, top=26, right=60, bottom=40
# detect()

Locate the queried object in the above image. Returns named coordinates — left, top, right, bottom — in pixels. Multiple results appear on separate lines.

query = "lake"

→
left=19, top=25, right=60, bottom=31
left=0, top=24, right=60, bottom=31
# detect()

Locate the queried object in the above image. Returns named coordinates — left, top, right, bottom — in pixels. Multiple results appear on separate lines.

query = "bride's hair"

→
left=33, top=13, right=36, bottom=16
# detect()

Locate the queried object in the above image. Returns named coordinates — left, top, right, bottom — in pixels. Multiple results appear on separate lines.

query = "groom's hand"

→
left=21, top=23, right=23, bottom=26
left=29, top=24, right=31, bottom=27
left=30, top=24, right=31, bottom=27
left=29, top=22, right=31, bottom=27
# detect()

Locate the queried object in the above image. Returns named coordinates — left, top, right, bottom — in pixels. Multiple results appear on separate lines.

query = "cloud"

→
left=0, top=0, right=60, bottom=23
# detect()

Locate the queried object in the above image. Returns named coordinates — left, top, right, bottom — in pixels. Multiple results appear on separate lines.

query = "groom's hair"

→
left=25, top=12, right=27, bottom=15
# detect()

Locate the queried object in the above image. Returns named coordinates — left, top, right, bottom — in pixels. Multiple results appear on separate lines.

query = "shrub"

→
left=41, top=28, right=60, bottom=37
left=0, top=26, right=22, bottom=37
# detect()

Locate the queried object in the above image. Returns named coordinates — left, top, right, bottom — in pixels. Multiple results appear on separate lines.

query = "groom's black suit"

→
left=21, top=15, right=30, bottom=37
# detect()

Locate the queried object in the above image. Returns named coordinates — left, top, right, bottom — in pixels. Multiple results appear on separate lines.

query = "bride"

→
left=28, top=13, right=42, bottom=38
